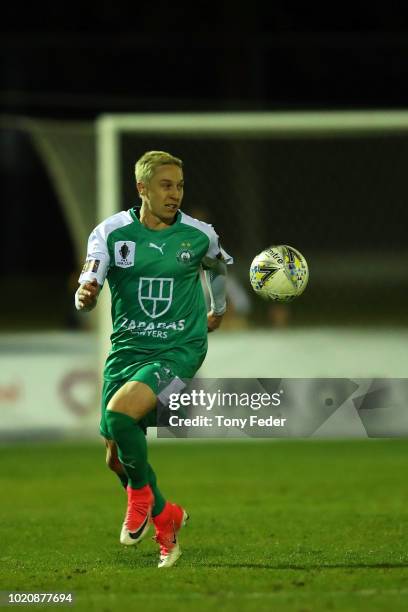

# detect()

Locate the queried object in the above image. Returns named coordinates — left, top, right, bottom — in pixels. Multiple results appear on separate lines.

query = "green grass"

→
left=1, top=440, right=408, bottom=611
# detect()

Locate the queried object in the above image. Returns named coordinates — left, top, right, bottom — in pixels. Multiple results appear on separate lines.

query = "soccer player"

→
left=75, top=151, right=232, bottom=568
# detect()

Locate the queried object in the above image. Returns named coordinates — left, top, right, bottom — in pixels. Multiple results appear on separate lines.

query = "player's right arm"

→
left=75, top=224, right=110, bottom=312
left=75, top=279, right=100, bottom=311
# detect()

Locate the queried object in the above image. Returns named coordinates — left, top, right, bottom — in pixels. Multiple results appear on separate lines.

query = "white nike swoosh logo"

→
left=129, top=515, right=150, bottom=540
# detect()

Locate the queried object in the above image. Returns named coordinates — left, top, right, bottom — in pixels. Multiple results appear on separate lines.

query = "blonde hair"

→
left=135, top=150, right=183, bottom=184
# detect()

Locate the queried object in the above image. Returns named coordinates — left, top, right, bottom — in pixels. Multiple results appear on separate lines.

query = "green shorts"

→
left=100, top=356, right=204, bottom=439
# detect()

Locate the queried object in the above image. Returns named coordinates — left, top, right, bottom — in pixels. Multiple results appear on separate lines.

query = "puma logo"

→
left=149, top=242, right=166, bottom=255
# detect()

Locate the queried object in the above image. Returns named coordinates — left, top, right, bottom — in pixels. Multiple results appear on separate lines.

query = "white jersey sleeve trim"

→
left=179, top=212, right=233, bottom=266
left=79, top=210, right=133, bottom=286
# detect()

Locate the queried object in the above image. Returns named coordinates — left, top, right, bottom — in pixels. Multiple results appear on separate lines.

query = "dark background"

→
left=3, top=4, right=408, bottom=116
left=2, top=4, right=408, bottom=327
left=0, top=1, right=408, bottom=117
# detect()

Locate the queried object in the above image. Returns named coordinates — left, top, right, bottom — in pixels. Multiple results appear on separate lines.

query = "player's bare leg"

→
left=108, top=380, right=157, bottom=421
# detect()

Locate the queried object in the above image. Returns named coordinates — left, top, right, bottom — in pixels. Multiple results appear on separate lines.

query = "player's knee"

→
left=107, top=381, right=156, bottom=421
left=106, top=404, right=140, bottom=428
left=106, top=396, right=121, bottom=413
left=107, top=395, right=137, bottom=417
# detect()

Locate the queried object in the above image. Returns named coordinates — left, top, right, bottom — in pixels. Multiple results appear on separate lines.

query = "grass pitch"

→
left=1, top=439, right=408, bottom=611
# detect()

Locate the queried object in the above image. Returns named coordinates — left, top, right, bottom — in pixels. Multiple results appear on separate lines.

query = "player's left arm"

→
left=201, top=226, right=233, bottom=333
left=205, top=258, right=228, bottom=332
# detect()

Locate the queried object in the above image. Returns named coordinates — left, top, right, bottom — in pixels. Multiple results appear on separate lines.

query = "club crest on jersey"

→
left=138, top=277, right=174, bottom=318
left=114, top=241, right=136, bottom=268
left=176, top=242, right=194, bottom=264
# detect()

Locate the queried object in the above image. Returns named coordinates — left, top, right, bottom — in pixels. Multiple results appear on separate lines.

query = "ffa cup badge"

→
left=114, top=241, right=136, bottom=267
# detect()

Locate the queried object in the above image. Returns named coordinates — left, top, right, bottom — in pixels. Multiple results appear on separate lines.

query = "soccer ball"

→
left=249, top=245, right=309, bottom=302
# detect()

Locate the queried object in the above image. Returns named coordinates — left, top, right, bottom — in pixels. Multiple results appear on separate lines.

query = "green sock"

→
left=148, top=463, right=166, bottom=516
left=106, top=411, right=148, bottom=489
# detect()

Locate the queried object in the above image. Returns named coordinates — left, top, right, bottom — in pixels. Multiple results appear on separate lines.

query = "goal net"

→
left=96, top=111, right=408, bottom=350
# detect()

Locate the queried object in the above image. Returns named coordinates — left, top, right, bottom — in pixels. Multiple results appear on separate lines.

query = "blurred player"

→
left=75, top=151, right=232, bottom=568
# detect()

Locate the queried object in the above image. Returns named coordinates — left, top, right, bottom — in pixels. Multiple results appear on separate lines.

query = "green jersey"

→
left=79, top=207, right=232, bottom=381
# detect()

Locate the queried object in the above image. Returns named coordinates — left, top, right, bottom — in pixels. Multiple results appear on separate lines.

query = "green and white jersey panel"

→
left=79, top=210, right=133, bottom=287
left=180, top=212, right=233, bottom=268
left=79, top=208, right=232, bottom=381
